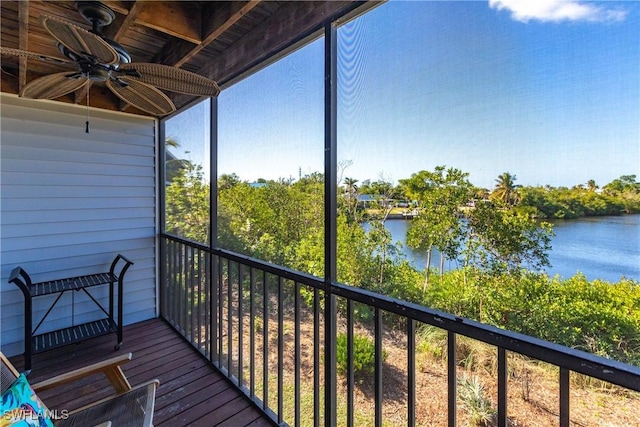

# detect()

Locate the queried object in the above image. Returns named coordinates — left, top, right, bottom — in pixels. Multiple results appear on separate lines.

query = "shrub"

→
left=423, top=269, right=640, bottom=365
left=416, top=325, right=448, bottom=360
left=457, top=374, right=496, bottom=426
left=335, top=332, right=387, bottom=379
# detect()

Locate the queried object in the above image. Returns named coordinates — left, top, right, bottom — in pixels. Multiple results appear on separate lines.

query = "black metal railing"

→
left=160, top=234, right=640, bottom=427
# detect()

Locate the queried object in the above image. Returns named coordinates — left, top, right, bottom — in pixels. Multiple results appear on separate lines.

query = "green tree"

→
left=467, top=201, right=553, bottom=273
left=165, top=163, right=210, bottom=244
left=342, top=177, right=360, bottom=222
left=363, top=176, right=399, bottom=287
left=217, top=173, right=326, bottom=273
left=218, top=173, right=242, bottom=191
left=491, top=172, right=521, bottom=206
left=603, top=175, right=640, bottom=213
left=604, top=174, right=639, bottom=194
left=400, top=166, right=473, bottom=290
left=519, top=183, right=626, bottom=218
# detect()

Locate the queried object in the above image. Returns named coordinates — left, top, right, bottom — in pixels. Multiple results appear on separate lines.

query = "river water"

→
left=379, top=215, right=640, bottom=282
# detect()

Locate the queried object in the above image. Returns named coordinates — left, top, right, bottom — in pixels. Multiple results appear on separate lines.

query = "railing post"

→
left=207, top=252, right=213, bottom=363
left=238, top=262, right=244, bottom=388
left=347, top=300, right=354, bottom=427
left=277, top=276, right=284, bottom=423
left=560, top=367, right=570, bottom=427
left=249, top=267, right=256, bottom=398
left=159, top=237, right=167, bottom=319
left=189, top=245, right=195, bottom=343
left=448, top=331, right=457, bottom=427
left=179, top=243, right=185, bottom=334
left=498, top=347, right=508, bottom=427
left=314, top=287, right=321, bottom=427
left=213, top=252, right=224, bottom=368
left=227, top=258, right=233, bottom=375
left=263, top=270, right=269, bottom=411
left=325, top=294, right=337, bottom=425
left=294, top=282, right=301, bottom=427
left=374, top=308, right=383, bottom=427
left=407, top=319, right=416, bottom=427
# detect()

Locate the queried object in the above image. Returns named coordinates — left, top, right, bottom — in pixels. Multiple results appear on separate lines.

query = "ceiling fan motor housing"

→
left=103, top=38, right=131, bottom=64
left=57, top=44, right=110, bottom=81
left=76, top=1, right=132, bottom=64
left=76, top=1, right=115, bottom=29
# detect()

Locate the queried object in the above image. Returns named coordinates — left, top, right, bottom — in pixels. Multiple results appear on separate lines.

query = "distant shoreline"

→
left=386, top=213, right=416, bottom=220
left=379, top=211, right=639, bottom=221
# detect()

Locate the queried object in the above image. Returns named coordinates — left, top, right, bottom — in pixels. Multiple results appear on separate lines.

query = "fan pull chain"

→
left=85, top=84, right=90, bottom=133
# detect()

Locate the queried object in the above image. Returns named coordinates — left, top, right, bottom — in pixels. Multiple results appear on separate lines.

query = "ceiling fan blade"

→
left=118, top=63, right=220, bottom=96
left=0, top=47, right=73, bottom=66
left=41, top=14, right=119, bottom=65
left=20, top=72, right=88, bottom=99
left=106, top=77, right=176, bottom=116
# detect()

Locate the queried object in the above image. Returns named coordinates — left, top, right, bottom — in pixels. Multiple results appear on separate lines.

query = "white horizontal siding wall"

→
left=0, top=94, right=157, bottom=357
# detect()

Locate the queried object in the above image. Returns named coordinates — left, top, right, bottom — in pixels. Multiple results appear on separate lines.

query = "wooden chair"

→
left=1, top=352, right=158, bottom=427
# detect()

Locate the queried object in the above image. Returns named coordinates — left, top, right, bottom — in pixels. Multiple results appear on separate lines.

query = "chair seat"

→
left=55, top=381, right=157, bottom=427
left=1, top=351, right=157, bottom=427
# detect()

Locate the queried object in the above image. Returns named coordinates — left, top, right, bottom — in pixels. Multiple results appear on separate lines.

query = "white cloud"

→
left=489, top=0, right=627, bottom=23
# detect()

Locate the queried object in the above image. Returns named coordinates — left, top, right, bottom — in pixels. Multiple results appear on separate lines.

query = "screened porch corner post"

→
left=323, top=19, right=339, bottom=427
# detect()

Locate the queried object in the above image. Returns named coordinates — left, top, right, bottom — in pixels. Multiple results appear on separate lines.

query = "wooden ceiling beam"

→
left=172, top=1, right=376, bottom=110
left=177, top=1, right=260, bottom=67
left=101, top=1, right=131, bottom=16
left=135, top=2, right=201, bottom=44
left=155, top=1, right=261, bottom=67
left=18, top=1, right=28, bottom=91
left=103, top=0, right=145, bottom=41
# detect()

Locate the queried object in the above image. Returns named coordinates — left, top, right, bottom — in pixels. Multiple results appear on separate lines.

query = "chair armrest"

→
left=31, top=353, right=133, bottom=393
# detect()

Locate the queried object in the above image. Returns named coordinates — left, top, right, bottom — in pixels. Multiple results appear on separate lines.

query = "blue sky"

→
left=168, top=0, right=639, bottom=190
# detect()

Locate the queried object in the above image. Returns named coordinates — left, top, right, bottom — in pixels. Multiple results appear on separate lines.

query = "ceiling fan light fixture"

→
left=87, top=67, right=109, bottom=82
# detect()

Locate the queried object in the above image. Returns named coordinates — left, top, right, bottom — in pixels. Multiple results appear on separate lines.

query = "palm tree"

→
left=492, top=172, right=521, bottom=206
left=342, top=177, right=359, bottom=220
left=343, top=177, right=359, bottom=195
left=165, top=137, right=192, bottom=183
left=165, top=136, right=180, bottom=149
left=586, top=179, right=598, bottom=192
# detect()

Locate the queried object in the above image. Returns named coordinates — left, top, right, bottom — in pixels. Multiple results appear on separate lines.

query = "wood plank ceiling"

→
left=0, top=1, right=374, bottom=117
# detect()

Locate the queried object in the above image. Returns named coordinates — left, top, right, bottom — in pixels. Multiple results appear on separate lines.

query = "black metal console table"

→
left=9, top=254, right=133, bottom=372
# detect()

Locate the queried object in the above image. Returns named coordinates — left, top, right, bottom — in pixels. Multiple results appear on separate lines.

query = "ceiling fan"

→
left=0, top=1, right=220, bottom=117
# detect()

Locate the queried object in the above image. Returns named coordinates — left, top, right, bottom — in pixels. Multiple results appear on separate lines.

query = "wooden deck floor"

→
left=9, top=318, right=275, bottom=427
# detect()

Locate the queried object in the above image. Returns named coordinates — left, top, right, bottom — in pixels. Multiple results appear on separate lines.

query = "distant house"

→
left=352, top=194, right=393, bottom=209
